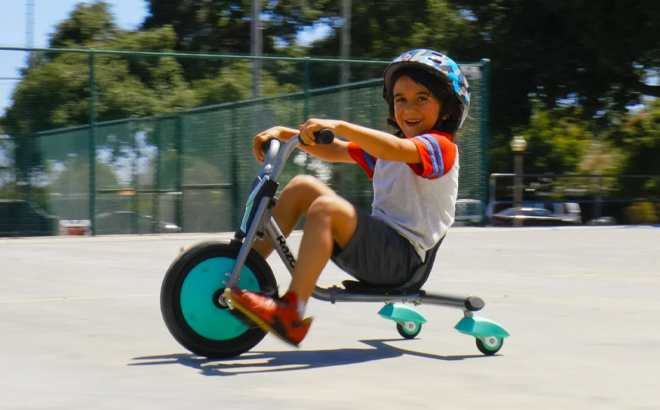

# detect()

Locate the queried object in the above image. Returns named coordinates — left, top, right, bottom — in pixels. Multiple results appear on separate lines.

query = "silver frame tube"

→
left=271, top=138, right=300, bottom=181
left=264, top=217, right=296, bottom=275
left=311, top=287, right=484, bottom=311
left=225, top=197, right=272, bottom=288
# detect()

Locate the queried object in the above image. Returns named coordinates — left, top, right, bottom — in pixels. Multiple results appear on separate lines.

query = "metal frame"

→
left=221, top=136, right=484, bottom=314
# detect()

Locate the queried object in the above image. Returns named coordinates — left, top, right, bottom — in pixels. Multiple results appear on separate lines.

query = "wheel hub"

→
left=483, top=336, right=499, bottom=348
left=212, top=288, right=229, bottom=309
left=404, top=322, right=417, bottom=331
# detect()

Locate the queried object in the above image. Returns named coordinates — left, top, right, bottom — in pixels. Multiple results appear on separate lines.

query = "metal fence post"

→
left=480, top=58, right=490, bottom=225
left=175, top=114, right=184, bottom=231
left=304, top=57, right=311, bottom=120
left=88, top=51, right=97, bottom=236
left=230, top=110, right=239, bottom=227
left=130, top=117, right=140, bottom=235
left=153, top=119, right=161, bottom=233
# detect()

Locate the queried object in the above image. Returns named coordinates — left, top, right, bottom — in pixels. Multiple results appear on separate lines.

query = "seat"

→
left=341, top=236, right=445, bottom=295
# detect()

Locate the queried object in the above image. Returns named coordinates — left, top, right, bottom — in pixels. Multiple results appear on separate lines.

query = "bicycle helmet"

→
left=383, top=49, right=470, bottom=131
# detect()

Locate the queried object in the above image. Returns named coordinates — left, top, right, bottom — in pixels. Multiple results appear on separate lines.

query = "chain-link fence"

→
left=488, top=173, right=660, bottom=225
left=0, top=47, right=489, bottom=236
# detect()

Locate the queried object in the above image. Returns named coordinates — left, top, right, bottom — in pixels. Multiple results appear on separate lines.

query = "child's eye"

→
left=395, top=97, right=405, bottom=103
left=418, top=96, right=428, bottom=101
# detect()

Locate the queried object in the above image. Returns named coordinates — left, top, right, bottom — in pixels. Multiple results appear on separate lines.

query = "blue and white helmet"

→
left=383, top=49, right=470, bottom=129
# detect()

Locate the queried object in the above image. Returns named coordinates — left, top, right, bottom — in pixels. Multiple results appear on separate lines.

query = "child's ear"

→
left=443, top=113, right=450, bottom=120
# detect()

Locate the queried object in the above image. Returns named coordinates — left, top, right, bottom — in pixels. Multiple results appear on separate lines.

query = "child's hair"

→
left=385, top=67, right=464, bottom=136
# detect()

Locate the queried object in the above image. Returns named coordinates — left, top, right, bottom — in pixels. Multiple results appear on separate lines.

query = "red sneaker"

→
left=224, top=286, right=312, bottom=347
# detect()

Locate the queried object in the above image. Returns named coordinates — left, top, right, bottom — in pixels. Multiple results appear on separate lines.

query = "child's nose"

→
left=404, top=102, right=419, bottom=111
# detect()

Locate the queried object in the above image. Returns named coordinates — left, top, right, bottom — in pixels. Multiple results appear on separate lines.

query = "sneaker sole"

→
left=224, top=289, right=306, bottom=348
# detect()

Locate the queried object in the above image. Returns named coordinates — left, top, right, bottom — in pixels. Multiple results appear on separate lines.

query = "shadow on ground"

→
left=129, top=339, right=491, bottom=376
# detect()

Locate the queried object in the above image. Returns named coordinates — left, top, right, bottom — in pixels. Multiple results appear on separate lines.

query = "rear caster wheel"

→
left=476, top=336, right=503, bottom=355
left=396, top=322, right=422, bottom=339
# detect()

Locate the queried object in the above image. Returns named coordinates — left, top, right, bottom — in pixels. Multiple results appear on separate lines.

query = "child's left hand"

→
left=298, top=119, right=342, bottom=145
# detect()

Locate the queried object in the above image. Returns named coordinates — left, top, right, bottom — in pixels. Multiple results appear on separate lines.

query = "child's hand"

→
left=298, top=119, right=341, bottom=146
left=253, top=127, right=285, bottom=163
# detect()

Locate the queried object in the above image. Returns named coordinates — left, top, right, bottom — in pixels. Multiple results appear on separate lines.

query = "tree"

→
left=493, top=105, right=593, bottom=176
left=2, top=3, right=199, bottom=136
left=142, top=0, right=328, bottom=53
left=606, top=100, right=660, bottom=198
left=49, top=2, right=118, bottom=48
left=448, top=0, right=660, bottom=137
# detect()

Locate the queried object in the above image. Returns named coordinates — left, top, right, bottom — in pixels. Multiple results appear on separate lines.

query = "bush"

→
left=625, top=202, right=658, bottom=224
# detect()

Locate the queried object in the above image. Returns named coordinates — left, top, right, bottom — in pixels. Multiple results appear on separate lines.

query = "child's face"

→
left=393, top=75, right=441, bottom=138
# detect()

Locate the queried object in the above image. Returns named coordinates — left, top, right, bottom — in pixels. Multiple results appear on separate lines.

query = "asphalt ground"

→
left=0, top=226, right=658, bottom=410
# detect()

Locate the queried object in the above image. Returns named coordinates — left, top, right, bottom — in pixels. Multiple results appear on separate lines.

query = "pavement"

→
left=0, top=226, right=659, bottom=410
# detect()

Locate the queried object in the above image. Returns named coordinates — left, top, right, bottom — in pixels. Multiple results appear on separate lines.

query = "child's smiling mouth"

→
left=404, top=119, right=422, bottom=126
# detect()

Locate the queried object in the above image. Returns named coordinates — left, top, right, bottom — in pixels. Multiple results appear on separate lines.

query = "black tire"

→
left=160, top=241, right=278, bottom=359
left=476, top=337, right=503, bottom=356
left=396, top=322, right=422, bottom=339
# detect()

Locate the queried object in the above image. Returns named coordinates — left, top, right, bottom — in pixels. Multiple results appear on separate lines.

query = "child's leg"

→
left=288, top=195, right=357, bottom=301
left=251, top=175, right=341, bottom=258
left=224, top=175, right=357, bottom=346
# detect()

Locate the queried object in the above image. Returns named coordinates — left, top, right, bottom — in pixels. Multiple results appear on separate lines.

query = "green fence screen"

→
left=0, top=47, right=489, bottom=235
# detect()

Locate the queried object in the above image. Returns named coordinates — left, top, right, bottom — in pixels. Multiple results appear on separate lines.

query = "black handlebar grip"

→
left=298, top=128, right=335, bottom=146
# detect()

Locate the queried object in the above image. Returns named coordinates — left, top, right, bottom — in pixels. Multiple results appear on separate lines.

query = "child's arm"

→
left=298, top=119, right=422, bottom=164
left=253, top=126, right=355, bottom=164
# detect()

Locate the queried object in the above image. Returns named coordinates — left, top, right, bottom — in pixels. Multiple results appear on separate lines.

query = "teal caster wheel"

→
left=378, top=303, right=427, bottom=340
left=475, top=336, right=503, bottom=355
left=396, top=321, right=422, bottom=339
left=455, top=316, right=510, bottom=356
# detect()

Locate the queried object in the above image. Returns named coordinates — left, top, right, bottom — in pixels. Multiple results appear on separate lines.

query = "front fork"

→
left=224, top=197, right=274, bottom=290
left=219, top=194, right=295, bottom=307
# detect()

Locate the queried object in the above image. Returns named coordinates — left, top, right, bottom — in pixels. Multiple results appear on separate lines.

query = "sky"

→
left=0, top=0, right=330, bottom=115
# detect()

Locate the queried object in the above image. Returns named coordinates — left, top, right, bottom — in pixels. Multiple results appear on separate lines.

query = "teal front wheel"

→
left=160, top=241, right=278, bottom=359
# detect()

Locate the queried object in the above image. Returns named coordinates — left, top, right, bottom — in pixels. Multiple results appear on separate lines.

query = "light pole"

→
left=251, top=0, right=262, bottom=98
left=510, top=135, right=527, bottom=227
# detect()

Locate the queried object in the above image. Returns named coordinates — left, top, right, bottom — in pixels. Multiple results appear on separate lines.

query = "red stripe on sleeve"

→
left=407, top=138, right=435, bottom=177
left=436, top=133, right=457, bottom=175
left=348, top=142, right=375, bottom=179
left=406, top=131, right=457, bottom=180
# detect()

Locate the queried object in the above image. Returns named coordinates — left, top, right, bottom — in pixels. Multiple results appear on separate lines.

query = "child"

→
left=225, top=49, right=470, bottom=346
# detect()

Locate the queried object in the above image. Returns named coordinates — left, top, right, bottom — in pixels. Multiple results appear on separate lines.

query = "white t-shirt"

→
left=348, top=131, right=459, bottom=261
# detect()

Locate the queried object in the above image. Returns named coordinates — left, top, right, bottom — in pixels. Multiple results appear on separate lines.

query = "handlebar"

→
left=262, top=128, right=335, bottom=155
left=262, top=139, right=281, bottom=169
left=260, top=129, right=335, bottom=182
left=298, top=128, right=335, bottom=146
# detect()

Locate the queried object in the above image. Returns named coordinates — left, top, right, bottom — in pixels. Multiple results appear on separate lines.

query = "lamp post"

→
left=510, top=135, right=527, bottom=227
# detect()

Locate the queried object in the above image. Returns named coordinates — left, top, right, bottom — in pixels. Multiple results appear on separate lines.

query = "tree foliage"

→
left=3, top=0, right=660, bottom=187
left=2, top=2, right=300, bottom=137
left=606, top=100, right=660, bottom=197
left=448, top=0, right=660, bottom=135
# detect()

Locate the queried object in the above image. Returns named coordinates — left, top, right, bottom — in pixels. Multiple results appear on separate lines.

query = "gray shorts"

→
left=331, top=209, right=423, bottom=286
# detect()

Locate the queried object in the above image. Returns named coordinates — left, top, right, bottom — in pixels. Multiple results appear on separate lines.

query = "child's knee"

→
left=308, top=195, right=347, bottom=220
left=281, top=175, right=333, bottom=210
left=287, top=174, right=321, bottom=191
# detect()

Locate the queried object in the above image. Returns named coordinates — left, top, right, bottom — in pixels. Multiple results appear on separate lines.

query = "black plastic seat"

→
left=341, top=236, right=445, bottom=295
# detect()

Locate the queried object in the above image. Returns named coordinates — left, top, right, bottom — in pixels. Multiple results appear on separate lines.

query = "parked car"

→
left=490, top=207, right=579, bottom=227
left=95, top=211, right=181, bottom=235
left=553, top=202, right=582, bottom=224
left=0, top=199, right=58, bottom=237
left=587, top=216, right=617, bottom=225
